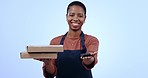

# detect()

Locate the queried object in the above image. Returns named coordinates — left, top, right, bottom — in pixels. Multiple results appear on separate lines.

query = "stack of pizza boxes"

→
left=20, top=45, right=63, bottom=59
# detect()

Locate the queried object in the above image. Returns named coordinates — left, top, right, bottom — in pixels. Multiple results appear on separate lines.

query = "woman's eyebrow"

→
left=68, top=12, right=84, bottom=14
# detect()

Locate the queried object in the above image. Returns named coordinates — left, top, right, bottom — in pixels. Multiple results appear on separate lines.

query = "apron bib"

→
left=56, top=32, right=93, bottom=78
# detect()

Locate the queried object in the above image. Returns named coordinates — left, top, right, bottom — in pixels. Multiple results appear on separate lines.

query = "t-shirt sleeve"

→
left=86, top=36, right=99, bottom=52
left=50, top=35, right=63, bottom=45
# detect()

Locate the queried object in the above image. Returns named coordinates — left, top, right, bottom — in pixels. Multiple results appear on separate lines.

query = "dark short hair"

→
left=67, top=1, right=86, bottom=15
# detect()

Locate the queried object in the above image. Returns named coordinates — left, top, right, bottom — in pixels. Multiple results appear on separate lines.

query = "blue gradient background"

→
left=0, top=0, right=148, bottom=78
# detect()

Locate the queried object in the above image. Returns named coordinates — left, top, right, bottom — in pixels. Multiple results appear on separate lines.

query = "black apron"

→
left=56, top=32, right=93, bottom=78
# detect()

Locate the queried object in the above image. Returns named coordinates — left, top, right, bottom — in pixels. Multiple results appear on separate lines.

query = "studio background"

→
left=0, top=0, right=148, bottom=78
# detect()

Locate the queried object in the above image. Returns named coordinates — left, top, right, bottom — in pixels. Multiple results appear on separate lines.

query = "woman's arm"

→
left=34, top=59, right=57, bottom=78
left=81, top=36, right=99, bottom=70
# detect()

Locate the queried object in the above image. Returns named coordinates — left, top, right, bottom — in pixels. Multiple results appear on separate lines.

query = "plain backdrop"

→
left=0, top=0, right=148, bottom=78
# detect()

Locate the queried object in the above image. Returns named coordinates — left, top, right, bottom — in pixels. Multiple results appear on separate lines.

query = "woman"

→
left=37, top=1, right=99, bottom=78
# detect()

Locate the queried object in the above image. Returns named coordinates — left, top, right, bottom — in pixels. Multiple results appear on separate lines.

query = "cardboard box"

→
left=27, top=45, right=63, bottom=52
left=20, top=45, right=63, bottom=59
left=20, top=52, right=57, bottom=59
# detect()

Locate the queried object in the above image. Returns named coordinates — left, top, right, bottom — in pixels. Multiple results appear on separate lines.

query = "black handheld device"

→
left=81, top=53, right=93, bottom=58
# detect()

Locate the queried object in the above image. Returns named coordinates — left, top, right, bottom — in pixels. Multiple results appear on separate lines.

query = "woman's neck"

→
left=67, top=30, right=81, bottom=38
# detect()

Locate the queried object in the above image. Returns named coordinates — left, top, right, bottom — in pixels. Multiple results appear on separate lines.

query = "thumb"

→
left=90, top=51, right=97, bottom=56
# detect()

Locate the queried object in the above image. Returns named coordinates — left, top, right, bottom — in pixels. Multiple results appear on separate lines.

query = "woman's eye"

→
left=79, top=15, right=83, bottom=18
left=78, top=14, right=84, bottom=18
left=69, top=14, right=74, bottom=17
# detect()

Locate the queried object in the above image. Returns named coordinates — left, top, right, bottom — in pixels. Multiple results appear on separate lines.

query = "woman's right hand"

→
left=35, top=58, right=57, bottom=75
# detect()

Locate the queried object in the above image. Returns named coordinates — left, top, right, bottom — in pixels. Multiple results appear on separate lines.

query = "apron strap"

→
left=60, top=31, right=87, bottom=52
left=80, top=32, right=87, bottom=53
left=60, top=32, right=67, bottom=45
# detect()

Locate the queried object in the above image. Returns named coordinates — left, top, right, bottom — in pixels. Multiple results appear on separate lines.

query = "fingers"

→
left=80, top=53, right=93, bottom=60
left=81, top=56, right=92, bottom=60
left=80, top=51, right=97, bottom=60
left=90, top=51, right=97, bottom=56
left=34, top=58, right=51, bottom=62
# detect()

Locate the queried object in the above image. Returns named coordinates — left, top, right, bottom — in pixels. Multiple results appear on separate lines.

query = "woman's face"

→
left=66, top=5, right=86, bottom=32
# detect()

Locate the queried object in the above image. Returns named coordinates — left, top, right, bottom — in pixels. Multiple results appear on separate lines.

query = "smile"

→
left=72, top=23, right=80, bottom=26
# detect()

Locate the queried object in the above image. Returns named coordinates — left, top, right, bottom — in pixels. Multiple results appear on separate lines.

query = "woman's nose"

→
left=73, top=18, right=78, bottom=21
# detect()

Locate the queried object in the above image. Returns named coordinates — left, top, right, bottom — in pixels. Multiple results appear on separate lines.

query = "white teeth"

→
left=72, top=23, right=79, bottom=26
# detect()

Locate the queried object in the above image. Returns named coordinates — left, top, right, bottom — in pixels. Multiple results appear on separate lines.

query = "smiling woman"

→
left=35, top=1, right=99, bottom=78
left=1, top=0, right=148, bottom=78
left=66, top=1, right=86, bottom=32
left=66, top=5, right=86, bottom=32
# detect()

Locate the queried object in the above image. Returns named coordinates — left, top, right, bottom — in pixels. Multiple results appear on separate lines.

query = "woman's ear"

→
left=84, top=16, right=86, bottom=23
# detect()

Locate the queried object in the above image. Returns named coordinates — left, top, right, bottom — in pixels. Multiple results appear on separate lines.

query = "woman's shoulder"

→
left=84, top=34, right=99, bottom=51
left=84, top=34, right=99, bottom=42
left=50, top=35, right=63, bottom=45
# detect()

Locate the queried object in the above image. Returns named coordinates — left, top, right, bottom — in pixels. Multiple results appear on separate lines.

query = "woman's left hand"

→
left=81, top=51, right=97, bottom=65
